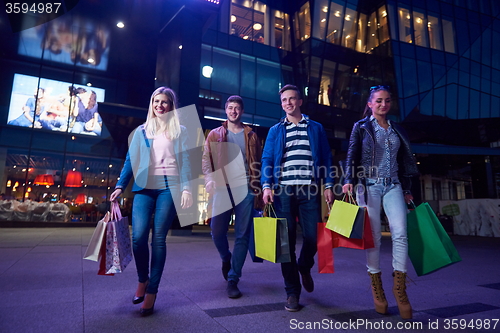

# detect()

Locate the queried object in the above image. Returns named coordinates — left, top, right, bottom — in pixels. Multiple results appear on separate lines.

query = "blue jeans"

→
left=356, top=178, right=408, bottom=273
left=273, top=185, right=320, bottom=297
left=72, top=121, right=102, bottom=136
left=210, top=186, right=255, bottom=283
left=132, top=177, right=178, bottom=294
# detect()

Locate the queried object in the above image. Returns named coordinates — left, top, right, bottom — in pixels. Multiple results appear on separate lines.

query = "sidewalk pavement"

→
left=1, top=226, right=499, bottom=333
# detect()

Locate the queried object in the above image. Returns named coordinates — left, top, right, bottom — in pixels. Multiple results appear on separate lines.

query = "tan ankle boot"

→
left=368, top=272, right=388, bottom=314
left=392, top=271, right=412, bottom=319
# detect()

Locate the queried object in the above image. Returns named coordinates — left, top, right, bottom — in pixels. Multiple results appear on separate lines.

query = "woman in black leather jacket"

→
left=342, top=85, right=418, bottom=320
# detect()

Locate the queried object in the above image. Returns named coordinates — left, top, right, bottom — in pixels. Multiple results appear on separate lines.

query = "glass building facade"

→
left=0, top=0, right=499, bottom=223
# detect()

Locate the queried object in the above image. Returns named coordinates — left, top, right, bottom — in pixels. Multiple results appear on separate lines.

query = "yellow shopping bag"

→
left=326, top=193, right=361, bottom=238
left=253, top=204, right=291, bottom=263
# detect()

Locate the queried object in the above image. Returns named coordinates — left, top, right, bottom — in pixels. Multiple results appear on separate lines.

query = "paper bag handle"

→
left=110, top=201, right=123, bottom=221
left=263, top=203, right=277, bottom=218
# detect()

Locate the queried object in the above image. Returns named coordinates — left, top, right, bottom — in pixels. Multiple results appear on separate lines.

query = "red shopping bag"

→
left=333, top=209, right=374, bottom=250
left=317, top=222, right=334, bottom=273
left=317, top=209, right=374, bottom=274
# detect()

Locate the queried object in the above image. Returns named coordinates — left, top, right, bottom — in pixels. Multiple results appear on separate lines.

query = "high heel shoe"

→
left=140, top=294, right=157, bottom=317
left=132, top=280, right=149, bottom=304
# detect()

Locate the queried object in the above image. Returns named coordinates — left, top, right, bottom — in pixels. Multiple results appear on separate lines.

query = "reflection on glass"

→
left=313, top=0, right=329, bottom=40
left=428, top=15, right=442, bottom=50
left=230, top=0, right=266, bottom=44
left=443, top=18, right=456, bottom=53
left=343, top=7, right=357, bottom=49
left=295, top=2, right=311, bottom=42
left=356, top=13, right=367, bottom=52
left=336, top=63, right=352, bottom=109
left=398, top=7, right=412, bottom=43
left=367, top=12, right=379, bottom=51
left=326, top=2, right=343, bottom=44
left=413, top=10, right=428, bottom=47
left=18, top=16, right=110, bottom=70
left=273, top=10, right=291, bottom=50
left=320, top=59, right=337, bottom=106
left=378, top=5, right=390, bottom=43
left=7, top=74, right=105, bottom=136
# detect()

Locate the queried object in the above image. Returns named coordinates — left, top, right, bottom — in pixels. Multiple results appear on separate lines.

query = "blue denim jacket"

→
left=115, top=124, right=192, bottom=193
left=261, top=115, right=333, bottom=189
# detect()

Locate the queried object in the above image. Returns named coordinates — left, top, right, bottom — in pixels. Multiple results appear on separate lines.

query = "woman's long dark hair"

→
left=362, top=85, right=391, bottom=118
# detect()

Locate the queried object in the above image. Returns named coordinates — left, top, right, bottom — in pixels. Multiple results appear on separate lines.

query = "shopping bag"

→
left=104, top=202, right=133, bottom=274
left=333, top=209, right=374, bottom=250
left=407, top=202, right=462, bottom=276
left=98, top=236, right=114, bottom=276
left=254, top=204, right=291, bottom=263
left=348, top=206, right=366, bottom=239
left=317, top=222, right=334, bottom=273
left=317, top=206, right=374, bottom=274
left=326, top=193, right=361, bottom=237
left=83, top=211, right=110, bottom=261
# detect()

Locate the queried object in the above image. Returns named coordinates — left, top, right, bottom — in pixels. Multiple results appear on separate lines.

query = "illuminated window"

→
left=413, top=10, right=428, bottom=47
left=398, top=7, right=412, bottom=43
left=273, top=10, right=291, bottom=50
left=428, top=15, right=442, bottom=50
left=230, top=0, right=266, bottom=44
left=326, top=2, right=343, bottom=44
left=342, top=7, right=357, bottom=49
left=443, top=18, right=455, bottom=53
left=313, top=0, right=329, bottom=40
left=377, top=5, right=390, bottom=43
left=295, top=2, right=311, bottom=42
left=366, top=11, right=379, bottom=51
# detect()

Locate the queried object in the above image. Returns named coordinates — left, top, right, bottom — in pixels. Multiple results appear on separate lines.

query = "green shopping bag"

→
left=407, top=202, right=462, bottom=276
left=253, top=204, right=291, bottom=263
left=326, top=193, right=361, bottom=238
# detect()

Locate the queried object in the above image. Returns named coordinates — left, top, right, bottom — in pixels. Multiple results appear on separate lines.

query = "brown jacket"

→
left=202, top=121, right=262, bottom=195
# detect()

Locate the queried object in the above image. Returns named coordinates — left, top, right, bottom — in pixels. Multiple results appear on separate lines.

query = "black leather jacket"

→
left=344, top=116, right=419, bottom=192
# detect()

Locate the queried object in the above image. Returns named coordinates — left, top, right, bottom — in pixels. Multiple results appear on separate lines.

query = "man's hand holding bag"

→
left=253, top=204, right=291, bottom=263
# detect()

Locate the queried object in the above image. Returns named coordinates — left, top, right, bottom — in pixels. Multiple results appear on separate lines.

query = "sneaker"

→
left=222, top=260, right=231, bottom=281
left=227, top=280, right=242, bottom=298
left=285, top=295, right=300, bottom=312
left=300, top=271, right=314, bottom=293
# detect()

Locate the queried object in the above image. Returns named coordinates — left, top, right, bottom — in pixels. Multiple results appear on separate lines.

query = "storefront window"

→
left=413, top=10, right=428, bottom=47
left=1, top=149, right=120, bottom=222
left=428, top=15, right=443, bottom=50
left=398, top=7, right=412, bottom=43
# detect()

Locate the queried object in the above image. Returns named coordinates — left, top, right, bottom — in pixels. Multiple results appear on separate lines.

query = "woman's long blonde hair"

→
left=144, top=87, right=181, bottom=140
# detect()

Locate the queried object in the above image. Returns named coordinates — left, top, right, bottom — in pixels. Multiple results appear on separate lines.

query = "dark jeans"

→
left=273, top=185, right=320, bottom=297
left=210, top=186, right=255, bottom=283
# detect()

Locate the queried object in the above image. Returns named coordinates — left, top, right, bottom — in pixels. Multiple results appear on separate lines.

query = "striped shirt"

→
left=280, top=116, right=313, bottom=185
left=371, top=116, right=400, bottom=179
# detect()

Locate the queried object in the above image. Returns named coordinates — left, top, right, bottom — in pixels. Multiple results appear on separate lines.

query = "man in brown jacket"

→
left=202, top=95, right=262, bottom=299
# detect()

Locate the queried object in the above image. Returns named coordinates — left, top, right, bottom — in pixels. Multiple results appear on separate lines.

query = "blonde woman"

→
left=110, top=87, right=192, bottom=316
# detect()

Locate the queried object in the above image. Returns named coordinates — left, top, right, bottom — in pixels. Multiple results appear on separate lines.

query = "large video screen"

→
left=18, top=16, right=110, bottom=71
left=7, top=74, right=106, bottom=136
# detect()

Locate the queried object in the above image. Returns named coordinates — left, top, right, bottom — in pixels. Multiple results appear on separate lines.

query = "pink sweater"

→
left=150, top=133, right=179, bottom=176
